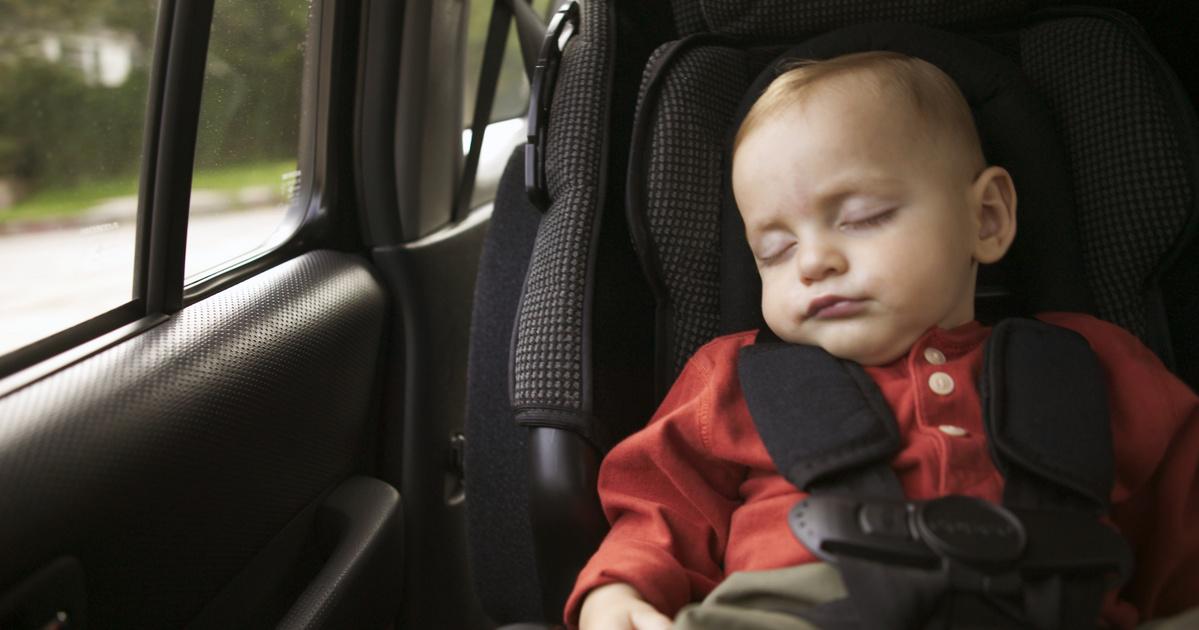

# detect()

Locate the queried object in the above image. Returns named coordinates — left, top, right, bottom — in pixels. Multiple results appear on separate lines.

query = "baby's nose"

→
left=798, top=241, right=847, bottom=285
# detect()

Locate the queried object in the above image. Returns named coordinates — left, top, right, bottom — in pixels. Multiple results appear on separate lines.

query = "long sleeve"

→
left=1041, top=312, right=1199, bottom=623
left=563, top=332, right=759, bottom=629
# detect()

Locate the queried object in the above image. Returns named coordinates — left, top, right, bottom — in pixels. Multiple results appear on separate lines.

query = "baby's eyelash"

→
left=843, top=208, right=897, bottom=230
left=756, top=244, right=792, bottom=266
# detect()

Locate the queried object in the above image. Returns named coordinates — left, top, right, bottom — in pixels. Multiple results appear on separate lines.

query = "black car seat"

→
left=464, top=0, right=1199, bottom=626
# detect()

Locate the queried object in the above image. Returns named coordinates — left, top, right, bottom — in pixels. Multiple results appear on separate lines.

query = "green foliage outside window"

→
left=0, top=0, right=305, bottom=221
left=0, top=59, right=148, bottom=185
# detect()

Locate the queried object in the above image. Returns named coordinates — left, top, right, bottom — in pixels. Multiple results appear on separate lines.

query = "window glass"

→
left=463, top=0, right=555, bottom=128
left=461, top=0, right=554, bottom=210
left=184, top=0, right=308, bottom=281
left=0, top=1, right=156, bottom=356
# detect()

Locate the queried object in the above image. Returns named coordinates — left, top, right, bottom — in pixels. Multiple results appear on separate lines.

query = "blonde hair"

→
left=734, top=51, right=985, bottom=176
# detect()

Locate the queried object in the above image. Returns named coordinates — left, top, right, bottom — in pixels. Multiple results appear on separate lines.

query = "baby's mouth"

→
left=806, top=295, right=866, bottom=319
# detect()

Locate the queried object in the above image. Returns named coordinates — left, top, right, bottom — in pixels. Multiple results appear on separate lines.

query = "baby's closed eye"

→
left=752, top=232, right=795, bottom=266
left=840, top=207, right=898, bottom=231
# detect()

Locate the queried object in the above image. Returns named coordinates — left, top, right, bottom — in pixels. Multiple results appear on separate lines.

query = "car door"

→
left=0, top=0, right=510, bottom=627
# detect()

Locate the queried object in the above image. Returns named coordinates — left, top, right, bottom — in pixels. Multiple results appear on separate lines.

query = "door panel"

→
left=0, top=250, right=393, bottom=629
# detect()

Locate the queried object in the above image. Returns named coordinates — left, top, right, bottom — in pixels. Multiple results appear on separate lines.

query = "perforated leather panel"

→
left=0, top=250, right=388, bottom=629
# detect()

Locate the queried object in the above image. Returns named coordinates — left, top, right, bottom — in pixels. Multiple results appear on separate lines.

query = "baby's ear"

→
left=972, top=166, right=1017, bottom=264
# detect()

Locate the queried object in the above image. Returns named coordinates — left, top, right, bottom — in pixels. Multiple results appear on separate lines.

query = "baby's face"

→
left=733, top=85, right=986, bottom=365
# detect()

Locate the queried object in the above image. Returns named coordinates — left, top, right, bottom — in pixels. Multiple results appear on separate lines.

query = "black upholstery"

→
left=671, top=0, right=1052, bottom=38
left=465, top=150, right=547, bottom=622
left=1019, top=12, right=1198, bottom=360
left=466, top=0, right=657, bottom=623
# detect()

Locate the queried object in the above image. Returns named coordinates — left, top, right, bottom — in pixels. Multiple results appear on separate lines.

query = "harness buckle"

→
left=918, top=496, right=1026, bottom=567
left=790, top=494, right=1132, bottom=590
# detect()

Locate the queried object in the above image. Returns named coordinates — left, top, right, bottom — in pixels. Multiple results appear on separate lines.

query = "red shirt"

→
left=564, top=313, right=1199, bottom=629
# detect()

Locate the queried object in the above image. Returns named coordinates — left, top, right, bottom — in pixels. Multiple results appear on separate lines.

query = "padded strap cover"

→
left=738, top=329, right=902, bottom=495
left=741, top=319, right=1113, bottom=511
left=742, top=320, right=1116, bottom=630
left=510, top=0, right=616, bottom=450
left=981, top=318, right=1113, bottom=514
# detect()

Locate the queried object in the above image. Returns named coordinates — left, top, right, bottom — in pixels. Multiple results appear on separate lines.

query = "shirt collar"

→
left=918, top=320, right=991, bottom=356
left=866, top=321, right=992, bottom=379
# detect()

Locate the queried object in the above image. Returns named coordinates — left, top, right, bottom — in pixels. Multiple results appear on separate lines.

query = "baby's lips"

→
left=806, top=295, right=865, bottom=318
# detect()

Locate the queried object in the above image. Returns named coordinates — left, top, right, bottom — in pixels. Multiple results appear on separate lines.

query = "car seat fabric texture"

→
left=631, top=11, right=1198, bottom=388
left=1019, top=14, right=1197, bottom=358
left=510, top=0, right=614, bottom=446
left=467, top=0, right=618, bottom=622
left=631, top=42, right=748, bottom=388
left=671, top=0, right=1054, bottom=38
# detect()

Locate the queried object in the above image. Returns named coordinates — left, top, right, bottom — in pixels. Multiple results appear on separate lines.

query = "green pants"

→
left=673, top=563, right=1199, bottom=630
left=673, top=563, right=845, bottom=630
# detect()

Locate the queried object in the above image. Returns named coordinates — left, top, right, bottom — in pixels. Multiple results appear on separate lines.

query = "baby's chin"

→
left=770, top=326, right=911, bottom=366
left=822, top=344, right=909, bottom=367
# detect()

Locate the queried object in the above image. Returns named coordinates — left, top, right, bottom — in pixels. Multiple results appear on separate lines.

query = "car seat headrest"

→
left=721, top=22, right=1093, bottom=335
left=672, top=0, right=1056, bottom=39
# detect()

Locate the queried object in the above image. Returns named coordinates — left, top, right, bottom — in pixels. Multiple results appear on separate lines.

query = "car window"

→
left=185, top=0, right=308, bottom=281
left=0, top=2, right=157, bottom=356
left=463, top=0, right=553, bottom=127
left=461, top=0, right=553, bottom=211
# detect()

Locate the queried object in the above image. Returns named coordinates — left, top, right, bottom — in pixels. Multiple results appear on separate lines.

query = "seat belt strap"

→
left=738, top=327, right=903, bottom=497
left=739, top=319, right=1127, bottom=630
left=457, top=0, right=546, bottom=222
left=980, top=318, right=1115, bottom=627
left=457, top=0, right=514, bottom=221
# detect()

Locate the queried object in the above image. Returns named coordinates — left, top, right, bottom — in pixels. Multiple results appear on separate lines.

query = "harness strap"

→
left=738, top=320, right=1128, bottom=629
left=981, top=319, right=1113, bottom=514
left=738, top=326, right=903, bottom=497
left=981, top=319, right=1115, bottom=627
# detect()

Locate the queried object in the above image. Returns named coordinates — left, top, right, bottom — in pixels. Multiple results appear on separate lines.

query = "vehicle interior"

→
left=0, top=0, right=1196, bottom=629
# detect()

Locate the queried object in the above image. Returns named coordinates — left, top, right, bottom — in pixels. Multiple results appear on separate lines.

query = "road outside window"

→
left=0, top=2, right=156, bottom=356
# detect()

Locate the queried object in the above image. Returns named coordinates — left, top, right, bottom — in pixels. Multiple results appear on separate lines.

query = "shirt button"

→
left=923, top=347, right=947, bottom=365
left=938, top=425, right=968, bottom=437
left=929, top=371, right=955, bottom=395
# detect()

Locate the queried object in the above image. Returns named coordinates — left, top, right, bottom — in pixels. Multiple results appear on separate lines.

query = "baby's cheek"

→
left=761, top=316, right=797, bottom=345
left=761, top=295, right=796, bottom=328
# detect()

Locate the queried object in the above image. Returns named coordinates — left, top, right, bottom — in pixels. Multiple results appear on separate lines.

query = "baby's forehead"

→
left=744, top=77, right=969, bottom=168
left=746, top=79, right=929, bottom=152
left=799, top=72, right=925, bottom=126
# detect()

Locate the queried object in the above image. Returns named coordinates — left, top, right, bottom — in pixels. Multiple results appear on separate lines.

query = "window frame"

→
left=0, top=0, right=343, bottom=386
left=181, top=0, right=354, bottom=303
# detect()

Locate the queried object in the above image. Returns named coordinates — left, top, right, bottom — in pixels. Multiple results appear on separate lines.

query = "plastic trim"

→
left=275, top=476, right=404, bottom=630
left=526, top=427, right=607, bottom=622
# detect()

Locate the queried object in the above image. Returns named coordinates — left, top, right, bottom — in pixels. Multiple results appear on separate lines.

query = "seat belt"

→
left=738, top=319, right=1133, bottom=630
left=456, top=0, right=547, bottom=221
